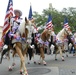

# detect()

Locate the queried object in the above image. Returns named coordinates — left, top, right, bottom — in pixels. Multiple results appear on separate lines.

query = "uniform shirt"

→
left=10, top=16, right=22, bottom=32
left=10, top=16, right=22, bottom=26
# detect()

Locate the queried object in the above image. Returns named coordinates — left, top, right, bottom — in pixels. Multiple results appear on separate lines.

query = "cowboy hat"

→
left=14, top=9, right=22, bottom=16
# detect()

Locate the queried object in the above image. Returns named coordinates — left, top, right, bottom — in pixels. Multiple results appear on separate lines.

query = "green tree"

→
left=33, top=6, right=76, bottom=33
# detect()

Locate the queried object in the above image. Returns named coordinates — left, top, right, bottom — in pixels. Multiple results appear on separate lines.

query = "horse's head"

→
left=41, top=29, right=53, bottom=42
left=24, top=17, right=38, bottom=44
left=64, top=27, right=73, bottom=36
left=74, top=33, right=76, bottom=38
left=48, top=26, right=55, bottom=36
left=25, top=17, right=35, bottom=26
left=19, top=17, right=38, bottom=44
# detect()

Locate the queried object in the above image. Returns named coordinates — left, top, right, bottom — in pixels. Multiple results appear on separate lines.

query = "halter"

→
left=64, top=28, right=69, bottom=35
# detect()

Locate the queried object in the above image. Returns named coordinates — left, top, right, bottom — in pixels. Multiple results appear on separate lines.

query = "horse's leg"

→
left=12, top=50, right=16, bottom=66
left=0, top=45, right=13, bottom=71
left=15, top=45, right=28, bottom=75
left=27, top=47, right=35, bottom=64
left=7, top=50, right=13, bottom=71
left=39, top=47, right=46, bottom=65
left=20, top=50, right=27, bottom=74
left=0, top=45, right=9, bottom=64
left=59, top=46, right=64, bottom=61
left=32, top=52, right=36, bottom=64
left=63, top=45, right=69, bottom=57
left=7, top=49, right=17, bottom=71
left=72, top=45, right=76, bottom=56
left=20, top=60, right=23, bottom=74
left=23, top=47, right=29, bottom=64
left=55, top=49, right=59, bottom=60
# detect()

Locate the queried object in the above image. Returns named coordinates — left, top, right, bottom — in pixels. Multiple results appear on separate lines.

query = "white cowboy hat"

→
left=14, top=9, right=22, bottom=16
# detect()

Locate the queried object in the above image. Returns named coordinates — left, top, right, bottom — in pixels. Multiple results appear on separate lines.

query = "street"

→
left=0, top=54, right=76, bottom=75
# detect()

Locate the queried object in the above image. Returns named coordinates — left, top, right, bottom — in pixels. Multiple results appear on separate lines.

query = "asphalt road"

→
left=0, top=53, right=76, bottom=75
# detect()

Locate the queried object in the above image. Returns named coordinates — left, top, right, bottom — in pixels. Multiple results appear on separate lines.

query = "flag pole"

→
left=49, top=3, right=52, bottom=15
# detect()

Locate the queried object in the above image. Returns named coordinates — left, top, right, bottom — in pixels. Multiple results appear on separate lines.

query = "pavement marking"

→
left=48, top=64, right=76, bottom=69
left=9, top=67, right=59, bottom=75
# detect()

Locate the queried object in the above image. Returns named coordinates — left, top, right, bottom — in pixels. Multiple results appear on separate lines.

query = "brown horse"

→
left=34, top=29, right=55, bottom=65
left=0, top=17, right=36, bottom=75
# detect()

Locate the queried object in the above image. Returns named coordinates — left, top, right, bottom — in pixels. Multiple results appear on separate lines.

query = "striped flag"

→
left=28, top=4, right=38, bottom=32
left=2, top=0, right=13, bottom=36
left=46, top=14, right=53, bottom=29
left=64, top=18, right=70, bottom=29
left=28, top=4, right=33, bottom=20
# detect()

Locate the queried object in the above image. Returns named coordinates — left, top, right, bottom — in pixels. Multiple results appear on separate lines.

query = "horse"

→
left=19, top=18, right=38, bottom=64
left=53, top=27, right=73, bottom=61
left=0, top=17, right=36, bottom=75
left=34, top=28, right=55, bottom=65
left=68, top=33, right=76, bottom=56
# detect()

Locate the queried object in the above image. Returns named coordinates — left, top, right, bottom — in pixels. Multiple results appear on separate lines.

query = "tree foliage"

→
left=33, top=7, right=76, bottom=33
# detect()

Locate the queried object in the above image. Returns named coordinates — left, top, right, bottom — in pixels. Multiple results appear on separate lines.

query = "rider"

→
left=10, top=9, right=22, bottom=34
left=10, top=9, right=23, bottom=41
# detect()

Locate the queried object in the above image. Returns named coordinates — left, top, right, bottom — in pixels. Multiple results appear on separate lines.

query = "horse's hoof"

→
left=12, top=63, right=16, bottom=66
left=73, top=54, right=75, bottom=56
left=20, top=70, right=23, bottom=74
left=44, top=64, right=47, bottom=66
left=22, top=72, right=28, bottom=75
left=62, top=59, right=65, bottom=61
left=8, top=67, right=12, bottom=71
left=34, top=61, right=36, bottom=64
left=62, top=56, right=64, bottom=57
left=38, top=62, right=41, bottom=65
left=22, top=74, right=28, bottom=75
left=61, top=57, right=65, bottom=61
left=66, top=55, right=68, bottom=57
left=55, top=59, right=57, bottom=61
left=27, top=62, right=30, bottom=64
left=43, top=61, right=47, bottom=66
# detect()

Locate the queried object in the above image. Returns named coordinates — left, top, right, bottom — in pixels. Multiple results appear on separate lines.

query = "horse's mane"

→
left=18, top=21, right=26, bottom=35
left=56, top=28, right=65, bottom=37
left=41, top=29, right=51, bottom=41
left=41, top=30, right=47, bottom=41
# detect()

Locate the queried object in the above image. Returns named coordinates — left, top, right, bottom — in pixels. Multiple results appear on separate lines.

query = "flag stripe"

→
left=45, top=14, right=53, bottom=29
left=64, top=18, right=70, bottom=29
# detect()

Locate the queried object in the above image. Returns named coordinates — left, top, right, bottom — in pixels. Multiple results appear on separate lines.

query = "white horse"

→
left=55, top=28, right=72, bottom=61
left=70, top=33, right=76, bottom=56
left=19, top=18, right=38, bottom=63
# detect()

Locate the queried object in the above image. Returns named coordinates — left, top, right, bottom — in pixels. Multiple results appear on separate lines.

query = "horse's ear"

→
left=48, top=30, right=51, bottom=33
left=25, top=17, right=28, bottom=23
left=31, top=18, right=35, bottom=23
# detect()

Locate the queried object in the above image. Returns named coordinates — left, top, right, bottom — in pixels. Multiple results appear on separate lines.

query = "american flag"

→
left=64, top=18, right=70, bottom=29
left=28, top=4, right=33, bottom=20
left=45, top=14, right=53, bottom=29
left=28, top=4, right=38, bottom=32
left=2, top=0, right=13, bottom=36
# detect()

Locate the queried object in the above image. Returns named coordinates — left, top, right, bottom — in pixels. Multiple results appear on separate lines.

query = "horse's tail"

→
left=0, top=31, right=10, bottom=64
left=27, top=47, right=33, bottom=60
left=0, top=45, right=9, bottom=64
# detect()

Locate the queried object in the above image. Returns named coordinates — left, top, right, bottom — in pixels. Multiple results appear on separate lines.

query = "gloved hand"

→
left=13, top=20, right=20, bottom=25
